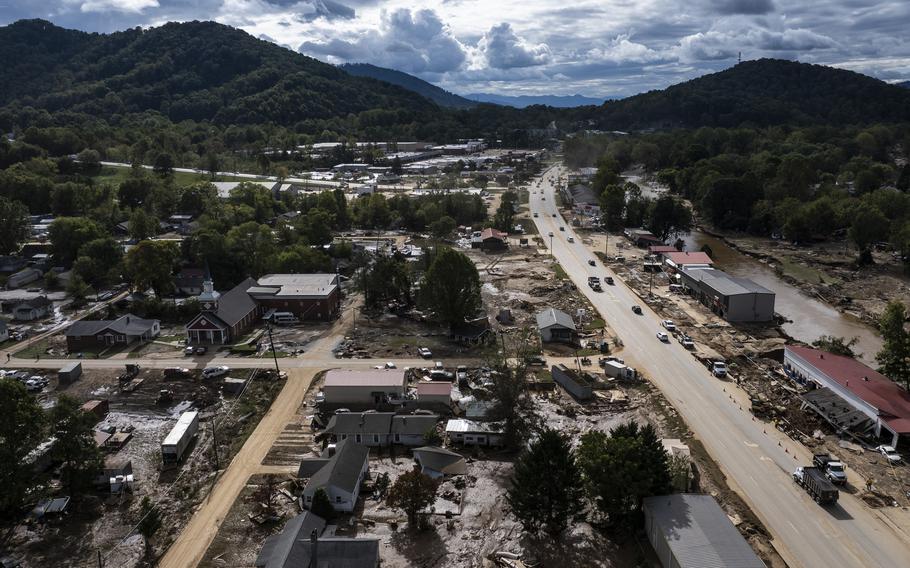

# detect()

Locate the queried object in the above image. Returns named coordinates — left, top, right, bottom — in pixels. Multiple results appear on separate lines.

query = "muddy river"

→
left=680, top=231, right=883, bottom=364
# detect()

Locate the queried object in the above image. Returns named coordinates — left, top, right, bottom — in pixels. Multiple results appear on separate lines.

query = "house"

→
left=472, top=228, right=508, bottom=251
left=301, top=438, right=370, bottom=512
left=560, top=184, right=601, bottom=217
left=678, top=267, right=775, bottom=323
left=174, top=267, right=206, bottom=296
left=662, top=251, right=714, bottom=272
left=643, top=494, right=764, bottom=568
left=7, top=296, right=51, bottom=321
left=450, top=318, right=493, bottom=345
left=322, top=369, right=407, bottom=406
left=413, top=446, right=467, bottom=478
left=255, top=511, right=380, bottom=568
left=416, top=381, right=454, bottom=406
left=247, top=274, right=341, bottom=321
left=7, top=267, right=42, bottom=289
left=391, top=414, right=440, bottom=445
left=185, top=273, right=261, bottom=344
left=0, top=319, right=7, bottom=343
left=786, top=345, right=910, bottom=448
left=536, top=308, right=577, bottom=344
left=624, top=228, right=663, bottom=248
left=65, top=314, right=160, bottom=351
left=445, top=419, right=505, bottom=446
left=324, top=412, right=394, bottom=447
left=0, top=255, right=28, bottom=274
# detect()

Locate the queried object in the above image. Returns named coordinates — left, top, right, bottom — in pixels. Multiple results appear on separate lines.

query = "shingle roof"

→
left=325, top=412, right=394, bottom=435
left=391, top=414, right=439, bottom=435
left=535, top=307, right=576, bottom=331
left=255, top=512, right=326, bottom=568
left=664, top=251, right=714, bottom=266
left=66, top=314, right=157, bottom=337
left=643, top=494, right=765, bottom=568
left=305, top=438, right=369, bottom=495
left=199, top=277, right=259, bottom=328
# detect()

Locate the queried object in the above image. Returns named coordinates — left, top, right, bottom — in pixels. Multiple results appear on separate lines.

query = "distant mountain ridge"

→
left=466, top=93, right=608, bottom=108
left=340, top=63, right=476, bottom=108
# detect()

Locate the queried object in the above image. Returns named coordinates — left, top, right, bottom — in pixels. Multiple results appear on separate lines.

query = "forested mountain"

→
left=0, top=19, right=436, bottom=124
left=594, top=59, right=910, bottom=129
left=340, top=63, right=476, bottom=109
left=467, top=93, right=607, bottom=108
left=899, top=81, right=910, bottom=89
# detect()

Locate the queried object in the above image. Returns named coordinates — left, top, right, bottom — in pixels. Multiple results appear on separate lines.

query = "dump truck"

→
left=793, top=466, right=839, bottom=505
left=812, top=453, right=848, bottom=485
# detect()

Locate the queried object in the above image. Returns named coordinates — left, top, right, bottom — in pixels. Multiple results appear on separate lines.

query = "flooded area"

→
left=679, top=231, right=883, bottom=363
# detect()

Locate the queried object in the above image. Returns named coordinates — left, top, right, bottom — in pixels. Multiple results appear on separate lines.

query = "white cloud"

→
left=479, top=22, right=550, bottom=68
left=78, top=0, right=159, bottom=13
left=587, top=35, right=665, bottom=64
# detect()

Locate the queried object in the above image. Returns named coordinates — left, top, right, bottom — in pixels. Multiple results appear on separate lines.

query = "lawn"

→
left=553, top=262, right=568, bottom=280
left=778, top=257, right=839, bottom=285
left=90, top=166, right=250, bottom=187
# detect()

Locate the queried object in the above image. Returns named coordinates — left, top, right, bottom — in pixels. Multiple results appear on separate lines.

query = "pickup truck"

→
left=587, top=276, right=602, bottom=291
left=812, top=453, right=848, bottom=485
left=793, top=466, right=839, bottom=505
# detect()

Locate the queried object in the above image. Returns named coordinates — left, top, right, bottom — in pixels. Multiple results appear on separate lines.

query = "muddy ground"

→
left=4, top=368, right=285, bottom=568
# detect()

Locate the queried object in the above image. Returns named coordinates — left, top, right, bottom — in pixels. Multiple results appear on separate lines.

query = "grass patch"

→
left=230, top=344, right=258, bottom=355
left=778, top=257, right=839, bottom=285
left=583, top=317, right=606, bottom=331
left=14, top=340, right=49, bottom=359
left=91, top=166, right=251, bottom=187
left=553, top=263, right=568, bottom=280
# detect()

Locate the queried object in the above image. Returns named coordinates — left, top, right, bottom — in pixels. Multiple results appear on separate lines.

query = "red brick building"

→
left=246, top=274, right=341, bottom=321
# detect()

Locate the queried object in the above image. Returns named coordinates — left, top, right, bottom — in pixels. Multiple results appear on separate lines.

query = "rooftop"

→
left=248, top=274, right=339, bottom=299
left=788, top=345, right=910, bottom=432
left=416, top=381, right=454, bottom=396
left=66, top=313, right=157, bottom=337
left=445, top=418, right=505, bottom=434
left=324, top=369, right=406, bottom=389
left=535, top=307, right=576, bottom=331
left=664, top=251, right=714, bottom=266
left=682, top=268, right=774, bottom=297
left=305, top=438, right=369, bottom=494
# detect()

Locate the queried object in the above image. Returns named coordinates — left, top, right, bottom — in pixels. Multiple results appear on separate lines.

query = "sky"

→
left=2, top=0, right=909, bottom=98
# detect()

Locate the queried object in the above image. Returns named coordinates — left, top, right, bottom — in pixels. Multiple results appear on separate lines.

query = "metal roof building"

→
left=643, top=494, right=765, bottom=568
left=679, top=267, right=775, bottom=323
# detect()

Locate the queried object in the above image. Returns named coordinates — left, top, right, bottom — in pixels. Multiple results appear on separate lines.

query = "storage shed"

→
left=643, top=494, right=765, bottom=568
left=58, top=361, right=82, bottom=385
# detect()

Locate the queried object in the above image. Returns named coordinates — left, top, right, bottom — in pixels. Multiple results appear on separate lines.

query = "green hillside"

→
left=340, top=63, right=476, bottom=108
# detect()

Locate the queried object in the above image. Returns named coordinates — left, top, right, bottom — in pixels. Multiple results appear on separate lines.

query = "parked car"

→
left=604, top=276, right=614, bottom=285
left=202, top=366, right=230, bottom=379
left=184, top=346, right=195, bottom=356
left=661, top=319, right=676, bottom=331
left=384, top=362, right=396, bottom=369
left=711, top=361, right=727, bottom=378
left=567, top=236, right=574, bottom=242
left=456, top=365, right=468, bottom=381
left=559, top=226, right=565, bottom=232
left=195, top=346, right=207, bottom=355
left=656, top=331, right=670, bottom=342
left=588, top=259, right=596, bottom=266
left=681, top=336, right=695, bottom=349
left=417, top=347, right=433, bottom=359
left=876, top=445, right=902, bottom=464
left=631, top=305, right=642, bottom=314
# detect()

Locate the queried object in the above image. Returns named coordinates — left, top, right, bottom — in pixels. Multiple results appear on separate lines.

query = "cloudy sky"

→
left=2, top=0, right=909, bottom=98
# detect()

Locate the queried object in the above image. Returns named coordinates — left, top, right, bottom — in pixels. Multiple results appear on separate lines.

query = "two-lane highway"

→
left=531, top=165, right=910, bottom=568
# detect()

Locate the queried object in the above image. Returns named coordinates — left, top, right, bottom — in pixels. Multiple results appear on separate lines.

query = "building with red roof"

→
left=785, top=345, right=910, bottom=447
left=663, top=251, right=714, bottom=270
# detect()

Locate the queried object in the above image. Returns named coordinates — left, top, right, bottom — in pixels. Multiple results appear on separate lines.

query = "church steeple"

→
left=198, top=263, right=220, bottom=312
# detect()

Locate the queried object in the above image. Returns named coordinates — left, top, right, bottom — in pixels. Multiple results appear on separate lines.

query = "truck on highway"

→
left=793, top=466, right=839, bottom=504
left=812, top=453, right=848, bottom=485
left=587, top=277, right=602, bottom=291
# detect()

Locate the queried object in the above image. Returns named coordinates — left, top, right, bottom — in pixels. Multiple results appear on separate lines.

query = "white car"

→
left=385, top=362, right=396, bottom=369
left=417, top=347, right=433, bottom=359
left=202, top=365, right=230, bottom=379
left=876, top=445, right=902, bottom=464
left=656, top=331, right=670, bottom=342
left=711, top=361, right=727, bottom=377
left=681, top=336, right=695, bottom=349
left=661, top=320, right=676, bottom=331
left=567, top=236, right=574, bottom=243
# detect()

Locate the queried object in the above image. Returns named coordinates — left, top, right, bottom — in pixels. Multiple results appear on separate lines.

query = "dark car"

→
left=631, top=305, right=642, bottom=314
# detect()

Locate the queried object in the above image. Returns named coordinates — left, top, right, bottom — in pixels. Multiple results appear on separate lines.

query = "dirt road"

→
left=532, top=165, right=910, bottom=568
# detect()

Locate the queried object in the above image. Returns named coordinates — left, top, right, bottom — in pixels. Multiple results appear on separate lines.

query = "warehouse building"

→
left=643, top=494, right=764, bottom=568
left=679, top=267, right=775, bottom=322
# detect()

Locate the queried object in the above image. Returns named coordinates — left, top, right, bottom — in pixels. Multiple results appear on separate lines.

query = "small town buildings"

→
left=786, top=345, right=910, bottom=448
left=445, top=419, right=505, bottom=446
left=663, top=251, right=714, bottom=272
left=323, top=412, right=440, bottom=446
left=6, top=296, right=51, bottom=321
left=472, top=228, right=508, bottom=251
left=416, top=381, right=454, bottom=406
left=246, top=274, right=341, bottom=321
left=624, top=228, right=663, bottom=248
left=643, top=494, right=764, bottom=568
left=560, top=184, right=601, bottom=217
left=7, top=267, right=42, bottom=289
left=392, top=414, right=440, bottom=445
left=65, top=314, right=160, bottom=351
left=536, top=308, right=577, bottom=344
left=322, top=369, right=407, bottom=406
left=413, top=446, right=467, bottom=478
left=647, top=245, right=679, bottom=260
left=174, top=267, right=206, bottom=295
left=255, top=511, right=380, bottom=568
left=678, top=267, right=775, bottom=323
left=185, top=275, right=261, bottom=344
left=301, top=438, right=370, bottom=512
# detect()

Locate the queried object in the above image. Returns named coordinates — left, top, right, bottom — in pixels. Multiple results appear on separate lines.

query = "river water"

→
left=679, top=230, right=883, bottom=364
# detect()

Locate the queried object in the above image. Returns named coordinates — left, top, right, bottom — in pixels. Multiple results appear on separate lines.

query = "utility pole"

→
left=649, top=267, right=654, bottom=296
left=210, top=417, right=220, bottom=470
left=97, top=550, right=103, bottom=568
left=267, top=323, right=280, bottom=375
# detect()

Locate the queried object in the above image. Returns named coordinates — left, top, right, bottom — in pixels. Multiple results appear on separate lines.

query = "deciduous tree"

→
left=0, top=196, right=29, bottom=254
left=124, top=240, right=179, bottom=296
left=387, top=468, right=439, bottom=529
left=0, top=379, right=45, bottom=519
left=419, top=248, right=481, bottom=328
left=876, top=301, right=910, bottom=390
left=51, top=395, right=102, bottom=497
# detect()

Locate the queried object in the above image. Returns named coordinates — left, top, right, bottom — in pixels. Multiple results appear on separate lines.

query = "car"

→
left=588, top=259, right=596, bottom=266
left=456, top=365, right=468, bottom=380
left=417, top=347, right=433, bottom=359
left=98, top=291, right=114, bottom=301
left=604, top=276, right=614, bottom=285
left=195, top=346, right=207, bottom=355
left=631, top=305, right=642, bottom=314
left=202, top=365, right=230, bottom=379
left=542, top=197, right=546, bottom=201
left=711, top=361, right=727, bottom=377
left=681, top=336, right=695, bottom=349
left=184, top=346, right=195, bottom=356
left=876, top=445, right=902, bottom=464
left=533, top=212, right=538, bottom=217
left=656, top=331, right=670, bottom=342
left=385, top=362, right=396, bottom=369
left=548, top=231, right=554, bottom=237
left=661, top=320, right=676, bottom=331
left=559, top=226, right=565, bottom=232
left=567, top=236, right=574, bottom=243
left=551, top=213, right=556, bottom=217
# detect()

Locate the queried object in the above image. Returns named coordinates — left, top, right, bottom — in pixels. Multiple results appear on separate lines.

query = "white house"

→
left=322, top=369, right=407, bottom=406
left=324, top=412, right=394, bottom=447
left=445, top=419, right=505, bottom=446
left=301, top=438, right=370, bottom=513
left=391, top=415, right=440, bottom=446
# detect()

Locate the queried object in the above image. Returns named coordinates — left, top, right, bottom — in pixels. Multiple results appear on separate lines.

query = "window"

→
left=335, top=495, right=341, bottom=503
left=373, top=435, right=379, bottom=443
left=355, top=435, right=361, bottom=443
left=394, top=434, right=400, bottom=443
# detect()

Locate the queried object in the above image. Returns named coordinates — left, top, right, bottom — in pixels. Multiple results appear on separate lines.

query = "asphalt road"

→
left=530, top=165, right=910, bottom=568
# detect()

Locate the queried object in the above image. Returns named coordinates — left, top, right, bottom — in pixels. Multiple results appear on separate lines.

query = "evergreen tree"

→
left=310, top=488, right=335, bottom=522
left=506, top=429, right=584, bottom=539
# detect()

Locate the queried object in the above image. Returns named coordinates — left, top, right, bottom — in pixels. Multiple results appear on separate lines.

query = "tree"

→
left=599, top=184, right=626, bottom=230
left=51, top=395, right=102, bottom=496
left=0, top=379, right=45, bottom=519
left=647, top=194, right=692, bottom=242
left=274, top=244, right=331, bottom=274
left=225, top=221, right=277, bottom=278
left=876, top=301, right=910, bottom=390
left=137, top=496, right=161, bottom=554
left=848, top=205, right=889, bottom=264
left=48, top=217, right=106, bottom=265
left=358, top=255, right=412, bottom=309
left=577, top=421, right=671, bottom=529
left=0, top=196, right=29, bottom=254
left=310, top=488, right=335, bottom=522
left=812, top=335, right=859, bottom=358
left=429, top=215, right=456, bottom=240
left=493, top=191, right=517, bottom=232
left=67, top=274, right=92, bottom=308
left=73, top=237, right=123, bottom=288
left=507, top=429, right=584, bottom=539
left=419, top=248, right=481, bottom=328
left=129, top=208, right=159, bottom=241
left=124, top=240, right=179, bottom=296
left=423, top=427, right=442, bottom=446
left=386, top=467, right=439, bottom=529
left=153, top=152, right=174, bottom=176
left=391, top=156, right=403, bottom=176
